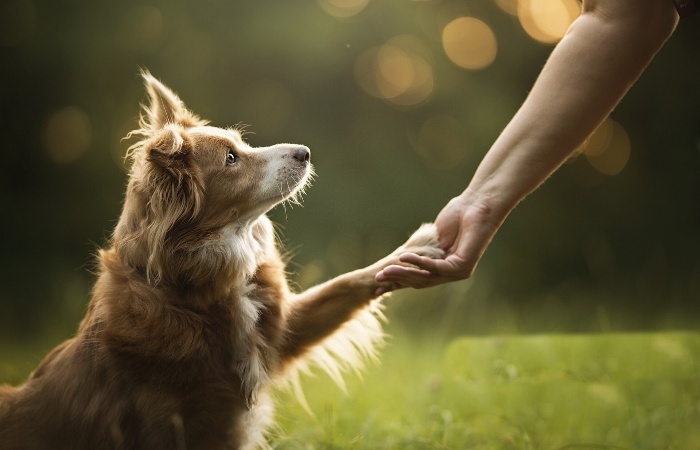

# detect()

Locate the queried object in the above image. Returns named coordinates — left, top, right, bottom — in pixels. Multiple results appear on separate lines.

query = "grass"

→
left=268, top=329, right=700, bottom=449
left=2, top=328, right=699, bottom=449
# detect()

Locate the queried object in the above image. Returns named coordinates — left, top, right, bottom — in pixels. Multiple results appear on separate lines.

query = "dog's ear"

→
left=139, top=70, right=206, bottom=133
left=142, top=126, right=204, bottom=281
left=125, top=72, right=206, bottom=163
left=146, top=125, right=196, bottom=177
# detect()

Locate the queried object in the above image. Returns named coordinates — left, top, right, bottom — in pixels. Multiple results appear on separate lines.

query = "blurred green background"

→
left=2, top=1, right=700, bottom=448
left=1, top=0, right=699, bottom=350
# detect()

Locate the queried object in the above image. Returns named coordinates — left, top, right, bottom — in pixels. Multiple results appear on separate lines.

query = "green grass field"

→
left=2, top=329, right=699, bottom=449
left=268, top=330, right=700, bottom=449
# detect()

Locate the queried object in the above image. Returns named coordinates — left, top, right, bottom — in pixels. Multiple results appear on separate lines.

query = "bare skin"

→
left=376, top=0, right=679, bottom=289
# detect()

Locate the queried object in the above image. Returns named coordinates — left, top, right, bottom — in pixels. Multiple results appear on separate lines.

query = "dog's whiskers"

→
left=278, top=181, right=289, bottom=219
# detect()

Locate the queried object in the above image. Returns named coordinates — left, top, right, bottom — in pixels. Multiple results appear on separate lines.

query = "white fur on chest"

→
left=216, top=221, right=270, bottom=281
left=232, top=284, right=268, bottom=408
left=218, top=217, right=277, bottom=408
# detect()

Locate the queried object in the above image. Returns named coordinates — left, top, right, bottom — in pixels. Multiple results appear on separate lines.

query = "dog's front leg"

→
left=280, top=224, right=443, bottom=362
left=280, top=265, right=380, bottom=361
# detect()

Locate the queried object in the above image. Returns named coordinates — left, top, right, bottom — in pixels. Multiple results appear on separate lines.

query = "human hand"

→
left=375, top=196, right=501, bottom=289
left=371, top=223, right=444, bottom=296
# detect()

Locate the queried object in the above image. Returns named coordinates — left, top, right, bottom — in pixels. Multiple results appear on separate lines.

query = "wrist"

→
left=456, top=187, right=512, bottom=227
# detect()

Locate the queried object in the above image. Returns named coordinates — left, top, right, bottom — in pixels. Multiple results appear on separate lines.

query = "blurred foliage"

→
left=1, top=0, right=700, bottom=341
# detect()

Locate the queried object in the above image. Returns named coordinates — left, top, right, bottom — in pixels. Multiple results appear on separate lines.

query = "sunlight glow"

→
left=442, top=17, right=497, bottom=70
left=43, top=107, right=91, bottom=165
left=377, top=45, right=415, bottom=99
left=581, top=118, right=613, bottom=157
left=581, top=118, right=631, bottom=176
left=494, top=0, right=518, bottom=16
left=317, top=0, right=370, bottom=18
left=355, top=36, right=433, bottom=107
left=518, top=0, right=580, bottom=44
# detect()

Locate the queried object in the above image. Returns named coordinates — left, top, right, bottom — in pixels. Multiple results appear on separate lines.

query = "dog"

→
left=0, top=71, right=443, bottom=450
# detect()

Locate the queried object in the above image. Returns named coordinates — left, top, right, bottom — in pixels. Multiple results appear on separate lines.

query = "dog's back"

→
left=1, top=236, right=287, bottom=450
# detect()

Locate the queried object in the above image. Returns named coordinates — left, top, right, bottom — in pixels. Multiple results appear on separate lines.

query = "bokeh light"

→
left=317, top=0, right=370, bottom=18
left=377, top=45, right=415, bottom=99
left=518, top=0, right=580, bottom=44
left=0, top=0, right=35, bottom=47
left=581, top=118, right=613, bottom=157
left=442, top=17, right=497, bottom=70
left=494, top=0, right=518, bottom=16
left=580, top=118, right=631, bottom=176
left=355, top=35, right=433, bottom=107
left=42, top=107, right=92, bottom=165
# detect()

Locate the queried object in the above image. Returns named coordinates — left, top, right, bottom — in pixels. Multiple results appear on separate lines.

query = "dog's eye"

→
left=226, top=151, right=239, bottom=166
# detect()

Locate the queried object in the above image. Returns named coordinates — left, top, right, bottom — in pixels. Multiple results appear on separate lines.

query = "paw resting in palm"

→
left=373, top=223, right=444, bottom=295
left=395, top=223, right=444, bottom=260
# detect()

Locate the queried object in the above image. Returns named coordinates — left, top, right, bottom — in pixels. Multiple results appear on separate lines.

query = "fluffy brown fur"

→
left=0, top=71, right=443, bottom=450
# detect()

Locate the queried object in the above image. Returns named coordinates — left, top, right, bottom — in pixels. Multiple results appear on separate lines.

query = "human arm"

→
left=376, top=0, right=679, bottom=287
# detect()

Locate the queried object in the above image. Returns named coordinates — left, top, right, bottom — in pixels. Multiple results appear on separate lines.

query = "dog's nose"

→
left=293, top=146, right=310, bottom=163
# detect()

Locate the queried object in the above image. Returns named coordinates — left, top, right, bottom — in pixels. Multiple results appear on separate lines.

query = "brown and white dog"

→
left=0, top=72, right=442, bottom=450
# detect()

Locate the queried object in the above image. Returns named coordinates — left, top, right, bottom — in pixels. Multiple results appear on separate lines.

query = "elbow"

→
left=582, top=0, right=678, bottom=46
left=635, top=4, right=679, bottom=43
left=646, top=6, right=680, bottom=42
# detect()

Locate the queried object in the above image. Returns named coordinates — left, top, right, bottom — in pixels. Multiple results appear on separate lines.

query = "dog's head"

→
left=115, top=71, right=312, bottom=282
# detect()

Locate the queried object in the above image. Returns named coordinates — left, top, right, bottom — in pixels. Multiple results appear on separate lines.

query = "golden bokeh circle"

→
left=442, top=17, right=497, bottom=70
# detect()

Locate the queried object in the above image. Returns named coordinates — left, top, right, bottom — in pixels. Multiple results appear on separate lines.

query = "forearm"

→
left=377, top=0, right=679, bottom=285
left=463, top=0, right=678, bottom=219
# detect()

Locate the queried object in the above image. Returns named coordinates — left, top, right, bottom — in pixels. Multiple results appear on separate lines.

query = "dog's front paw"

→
left=369, top=223, right=444, bottom=297
left=374, top=223, right=444, bottom=275
left=396, top=223, right=444, bottom=260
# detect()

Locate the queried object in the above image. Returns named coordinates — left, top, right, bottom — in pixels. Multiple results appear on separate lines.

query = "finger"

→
left=377, top=268, right=457, bottom=289
left=398, top=253, right=439, bottom=270
left=378, top=265, right=432, bottom=279
left=375, top=265, right=434, bottom=288
left=399, top=253, right=469, bottom=278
